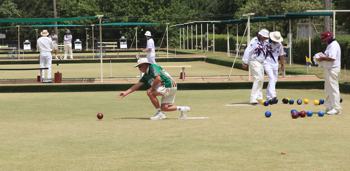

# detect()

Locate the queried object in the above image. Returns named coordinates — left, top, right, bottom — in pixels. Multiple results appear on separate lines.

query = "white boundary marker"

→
left=225, top=103, right=256, bottom=107
left=179, top=116, right=209, bottom=120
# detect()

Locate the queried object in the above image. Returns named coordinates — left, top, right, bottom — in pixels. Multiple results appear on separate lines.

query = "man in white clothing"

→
left=242, top=29, right=269, bottom=104
left=37, top=30, right=53, bottom=83
left=143, top=31, right=156, bottom=64
left=315, top=31, right=342, bottom=115
left=264, top=31, right=286, bottom=103
left=63, top=29, right=73, bottom=60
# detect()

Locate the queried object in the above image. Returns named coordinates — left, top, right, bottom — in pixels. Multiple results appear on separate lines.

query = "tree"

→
left=234, top=0, right=323, bottom=36
left=235, top=0, right=323, bottom=17
left=334, top=0, right=350, bottom=33
left=0, top=0, right=21, bottom=18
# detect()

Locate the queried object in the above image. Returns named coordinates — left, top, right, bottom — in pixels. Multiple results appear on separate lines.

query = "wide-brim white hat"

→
left=135, top=58, right=151, bottom=67
left=258, top=29, right=269, bottom=38
left=40, top=30, right=49, bottom=36
left=270, top=31, right=283, bottom=43
left=144, top=31, right=152, bottom=37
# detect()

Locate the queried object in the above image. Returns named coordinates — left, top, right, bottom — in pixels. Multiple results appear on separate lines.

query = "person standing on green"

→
left=119, top=58, right=190, bottom=120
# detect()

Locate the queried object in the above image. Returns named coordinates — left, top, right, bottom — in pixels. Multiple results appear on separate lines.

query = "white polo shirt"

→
left=323, top=40, right=341, bottom=69
left=64, top=34, right=72, bottom=44
left=242, top=37, right=268, bottom=64
left=264, top=42, right=285, bottom=68
left=146, top=38, right=156, bottom=57
left=37, top=37, right=53, bottom=53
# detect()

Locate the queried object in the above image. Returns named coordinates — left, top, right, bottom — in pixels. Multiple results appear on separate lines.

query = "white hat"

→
left=40, top=30, right=49, bottom=37
left=270, top=31, right=283, bottom=43
left=258, top=29, right=269, bottom=38
left=135, top=58, right=151, bottom=67
left=144, top=31, right=152, bottom=37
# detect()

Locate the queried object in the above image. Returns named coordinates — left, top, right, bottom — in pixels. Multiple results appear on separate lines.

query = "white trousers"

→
left=64, top=43, right=73, bottom=59
left=264, top=64, right=278, bottom=100
left=249, top=60, right=264, bottom=103
left=324, top=67, right=342, bottom=111
left=40, top=52, right=52, bottom=80
left=146, top=53, right=156, bottom=64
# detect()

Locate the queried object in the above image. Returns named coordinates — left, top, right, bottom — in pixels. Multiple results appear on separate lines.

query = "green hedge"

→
left=291, top=35, right=350, bottom=68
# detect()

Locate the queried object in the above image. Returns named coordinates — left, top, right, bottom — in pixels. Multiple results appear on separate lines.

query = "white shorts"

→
left=156, top=86, right=177, bottom=104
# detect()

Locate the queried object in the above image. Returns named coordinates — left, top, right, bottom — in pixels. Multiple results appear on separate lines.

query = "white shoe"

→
left=179, top=106, right=191, bottom=112
left=327, top=109, right=339, bottom=115
left=179, top=112, right=187, bottom=120
left=150, top=112, right=166, bottom=120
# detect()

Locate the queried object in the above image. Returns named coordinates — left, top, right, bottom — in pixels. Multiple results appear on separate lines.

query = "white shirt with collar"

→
left=323, top=40, right=341, bottom=69
left=242, top=37, right=268, bottom=64
left=264, top=41, right=285, bottom=68
left=64, top=34, right=72, bottom=44
left=146, top=38, right=156, bottom=56
left=37, top=36, right=53, bottom=53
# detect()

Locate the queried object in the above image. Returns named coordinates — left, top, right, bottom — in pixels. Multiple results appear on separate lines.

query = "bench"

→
left=0, top=45, right=17, bottom=58
left=162, top=65, right=192, bottom=81
left=0, top=67, right=49, bottom=82
left=97, top=42, right=118, bottom=50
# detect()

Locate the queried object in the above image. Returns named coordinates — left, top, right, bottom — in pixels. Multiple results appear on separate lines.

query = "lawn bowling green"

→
left=0, top=89, right=349, bottom=170
left=0, top=61, right=247, bottom=80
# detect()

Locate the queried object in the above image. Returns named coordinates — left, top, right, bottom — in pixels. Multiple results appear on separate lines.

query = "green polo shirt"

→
left=140, top=64, right=173, bottom=88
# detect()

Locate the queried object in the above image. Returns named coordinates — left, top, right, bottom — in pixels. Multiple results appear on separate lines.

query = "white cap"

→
left=258, top=29, right=269, bottom=38
left=135, top=58, right=151, bottom=67
left=144, top=31, right=152, bottom=37
left=269, top=31, right=283, bottom=43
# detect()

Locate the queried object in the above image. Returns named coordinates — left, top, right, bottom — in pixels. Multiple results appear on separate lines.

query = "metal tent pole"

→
left=183, top=27, right=185, bottom=49
left=17, top=25, right=20, bottom=59
left=226, top=25, right=230, bottom=56
left=333, top=11, right=336, bottom=38
left=166, top=23, right=169, bottom=58
left=288, top=19, right=292, bottom=66
left=200, top=24, right=203, bottom=51
left=191, top=24, right=193, bottom=50
left=179, top=27, right=182, bottom=49
left=97, top=15, right=104, bottom=82
left=186, top=25, right=189, bottom=49
left=212, top=23, right=215, bottom=52
left=92, top=24, right=95, bottom=59
left=308, top=17, right=312, bottom=68
left=195, top=24, right=198, bottom=50
left=206, top=23, right=209, bottom=51
left=135, top=27, right=138, bottom=50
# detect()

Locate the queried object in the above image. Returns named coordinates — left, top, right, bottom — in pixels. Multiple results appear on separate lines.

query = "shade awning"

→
left=99, top=22, right=160, bottom=27
left=285, top=12, right=333, bottom=18
left=0, top=16, right=98, bottom=24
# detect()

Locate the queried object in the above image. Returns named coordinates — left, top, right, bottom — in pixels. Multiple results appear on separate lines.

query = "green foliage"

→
left=0, top=0, right=21, bottom=17
left=334, top=0, right=350, bottom=33
left=236, top=0, right=322, bottom=17
left=235, top=0, right=323, bottom=34
left=13, top=0, right=52, bottom=18
left=292, top=35, right=350, bottom=68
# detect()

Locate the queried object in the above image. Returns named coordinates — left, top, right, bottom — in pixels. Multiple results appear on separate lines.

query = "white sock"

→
left=177, top=106, right=182, bottom=111
left=156, top=108, right=161, bottom=112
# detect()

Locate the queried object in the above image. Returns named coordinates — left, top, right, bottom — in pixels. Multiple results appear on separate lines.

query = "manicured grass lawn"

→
left=0, top=89, right=349, bottom=170
left=0, top=61, right=247, bottom=79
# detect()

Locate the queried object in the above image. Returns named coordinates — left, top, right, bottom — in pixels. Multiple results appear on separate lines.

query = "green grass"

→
left=0, top=61, right=247, bottom=79
left=0, top=89, right=349, bottom=170
left=0, top=51, right=171, bottom=59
